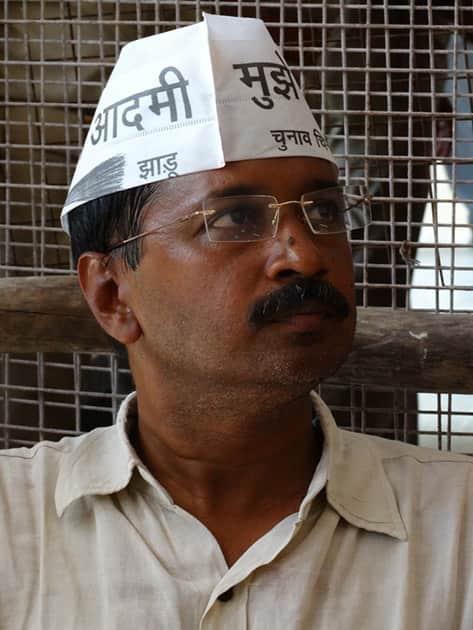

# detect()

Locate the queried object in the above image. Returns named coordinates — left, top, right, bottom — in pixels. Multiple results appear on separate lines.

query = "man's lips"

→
left=267, top=301, right=340, bottom=330
left=269, top=301, right=338, bottom=321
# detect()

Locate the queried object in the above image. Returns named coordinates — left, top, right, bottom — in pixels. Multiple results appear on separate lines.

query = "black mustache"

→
left=248, top=278, right=351, bottom=328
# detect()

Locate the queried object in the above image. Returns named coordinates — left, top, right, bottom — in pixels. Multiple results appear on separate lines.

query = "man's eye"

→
left=210, top=206, right=253, bottom=228
left=306, top=200, right=341, bottom=221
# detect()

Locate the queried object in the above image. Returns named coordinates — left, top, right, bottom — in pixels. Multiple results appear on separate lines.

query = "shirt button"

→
left=217, top=587, right=234, bottom=602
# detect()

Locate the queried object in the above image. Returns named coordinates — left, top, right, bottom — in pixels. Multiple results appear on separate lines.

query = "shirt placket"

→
left=199, top=580, right=249, bottom=630
left=199, top=512, right=304, bottom=629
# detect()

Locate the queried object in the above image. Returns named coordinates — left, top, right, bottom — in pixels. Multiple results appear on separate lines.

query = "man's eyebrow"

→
left=307, top=179, right=339, bottom=191
left=206, top=184, right=267, bottom=198
left=206, top=180, right=338, bottom=199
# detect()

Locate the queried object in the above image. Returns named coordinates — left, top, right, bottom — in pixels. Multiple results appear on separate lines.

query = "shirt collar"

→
left=55, top=390, right=407, bottom=540
left=55, top=392, right=140, bottom=517
left=310, top=391, right=407, bottom=541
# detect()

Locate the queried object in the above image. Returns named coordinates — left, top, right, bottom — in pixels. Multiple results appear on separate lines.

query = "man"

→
left=1, top=13, right=472, bottom=629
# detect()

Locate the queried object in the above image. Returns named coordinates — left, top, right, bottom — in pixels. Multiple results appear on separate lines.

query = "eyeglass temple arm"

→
left=106, top=209, right=216, bottom=252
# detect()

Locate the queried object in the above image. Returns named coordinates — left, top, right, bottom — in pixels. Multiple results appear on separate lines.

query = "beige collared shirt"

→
left=1, top=392, right=472, bottom=629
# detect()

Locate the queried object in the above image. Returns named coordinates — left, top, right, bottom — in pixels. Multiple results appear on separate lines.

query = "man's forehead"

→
left=157, top=157, right=338, bottom=206
left=138, top=157, right=338, bottom=228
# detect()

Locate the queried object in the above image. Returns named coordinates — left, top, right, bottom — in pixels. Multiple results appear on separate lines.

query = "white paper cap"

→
left=61, top=12, right=336, bottom=234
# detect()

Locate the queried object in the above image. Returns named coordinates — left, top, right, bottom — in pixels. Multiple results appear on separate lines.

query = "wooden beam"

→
left=1, top=276, right=472, bottom=393
left=0, top=275, right=111, bottom=354
left=334, top=307, right=473, bottom=394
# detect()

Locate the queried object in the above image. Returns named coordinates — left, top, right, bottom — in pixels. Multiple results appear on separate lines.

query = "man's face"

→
left=121, top=157, right=355, bottom=393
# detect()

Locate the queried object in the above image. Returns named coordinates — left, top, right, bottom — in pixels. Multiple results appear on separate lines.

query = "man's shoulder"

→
left=1, top=431, right=87, bottom=467
left=0, top=427, right=113, bottom=499
left=341, top=428, right=473, bottom=513
left=346, top=428, right=473, bottom=468
left=333, top=428, right=473, bottom=551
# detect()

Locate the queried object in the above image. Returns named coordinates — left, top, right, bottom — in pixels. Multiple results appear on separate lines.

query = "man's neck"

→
left=129, top=378, right=323, bottom=566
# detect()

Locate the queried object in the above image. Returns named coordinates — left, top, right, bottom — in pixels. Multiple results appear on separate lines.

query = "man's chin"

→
left=258, top=324, right=354, bottom=366
left=250, top=349, right=352, bottom=391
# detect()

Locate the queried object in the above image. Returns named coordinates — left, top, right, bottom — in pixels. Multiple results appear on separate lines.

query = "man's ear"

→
left=77, top=253, right=142, bottom=345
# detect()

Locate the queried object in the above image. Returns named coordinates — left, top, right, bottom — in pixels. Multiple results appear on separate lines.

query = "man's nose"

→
left=263, top=205, right=328, bottom=281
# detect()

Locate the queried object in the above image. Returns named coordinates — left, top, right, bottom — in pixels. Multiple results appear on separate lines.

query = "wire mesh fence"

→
left=1, top=1, right=472, bottom=451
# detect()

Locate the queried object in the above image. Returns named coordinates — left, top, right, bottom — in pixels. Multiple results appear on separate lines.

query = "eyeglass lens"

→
left=203, top=187, right=370, bottom=242
left=203, top=196, right=278, bottom=242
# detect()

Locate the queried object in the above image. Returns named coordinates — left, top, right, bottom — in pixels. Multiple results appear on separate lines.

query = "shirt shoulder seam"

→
left=0, top=443, right=71, bottom=461
left=381, top=452, right=473, bottom=466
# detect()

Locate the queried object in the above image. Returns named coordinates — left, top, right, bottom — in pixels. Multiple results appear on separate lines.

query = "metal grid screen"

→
left=1, top=1, right=472, bottom=451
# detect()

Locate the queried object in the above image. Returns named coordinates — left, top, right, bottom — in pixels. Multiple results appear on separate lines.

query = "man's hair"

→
left=69, top=182, right=160, bottom=270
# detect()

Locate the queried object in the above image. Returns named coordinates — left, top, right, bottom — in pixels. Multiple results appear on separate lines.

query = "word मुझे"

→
left=233, top=50, right=299, bottom=109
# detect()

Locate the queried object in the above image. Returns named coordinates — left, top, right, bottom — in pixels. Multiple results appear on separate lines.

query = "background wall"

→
left=1, top=0, right=472, bottom=450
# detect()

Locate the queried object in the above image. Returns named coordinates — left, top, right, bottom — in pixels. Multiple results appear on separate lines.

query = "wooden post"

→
left=1, top=275, right=472, bottom=393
